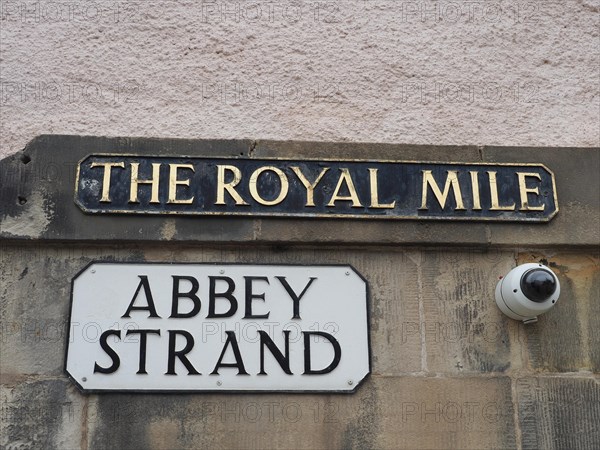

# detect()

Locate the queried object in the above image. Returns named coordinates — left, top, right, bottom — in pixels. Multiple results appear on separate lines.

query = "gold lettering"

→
left=90, top=162, right=125, bottom=203
left=129, top=163, right=161, bottom=204
left=369, top=168, right=395, bottom=209
left=470, top=171, right=482, bottom=210
left=327, top=168, right=363, bottom=208
left=216, top=165, right=248, bottom=205
left=167, top=164, right=195, bottom=204
left=249, top=166, right=289, bottom=206
left=488, top=171, right=515, bottom=211
left=517, top=172, right=545, bottom=211
left=419, top=170, right=465, bottom=210
left=291, top=166, right=329, bottom=207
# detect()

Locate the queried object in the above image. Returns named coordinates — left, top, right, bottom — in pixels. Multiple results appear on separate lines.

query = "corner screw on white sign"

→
left=66, top=263, right=370, bottom=393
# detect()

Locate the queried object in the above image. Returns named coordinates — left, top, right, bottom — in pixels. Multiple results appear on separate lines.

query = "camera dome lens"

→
left=520, top=269, right=557, bottom=303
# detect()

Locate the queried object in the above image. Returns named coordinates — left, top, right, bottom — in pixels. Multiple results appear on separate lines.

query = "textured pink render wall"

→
left=1, top=1, right=599, bottom=158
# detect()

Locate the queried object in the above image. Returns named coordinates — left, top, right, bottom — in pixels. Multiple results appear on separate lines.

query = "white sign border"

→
left=64, top=261, right=372, bottom=395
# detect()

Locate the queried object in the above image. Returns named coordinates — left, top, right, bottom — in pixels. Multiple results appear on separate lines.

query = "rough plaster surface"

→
left=1, top=1, right=599, bottom=158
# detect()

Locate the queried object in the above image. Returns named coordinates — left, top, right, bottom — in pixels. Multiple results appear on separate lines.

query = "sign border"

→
left=65, top=261, right=372, bottom=395
left=74, top=154, right=559, bottom=222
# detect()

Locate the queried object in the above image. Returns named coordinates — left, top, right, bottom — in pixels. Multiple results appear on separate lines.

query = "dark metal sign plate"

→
left=75, top=154, right=558, bottom=222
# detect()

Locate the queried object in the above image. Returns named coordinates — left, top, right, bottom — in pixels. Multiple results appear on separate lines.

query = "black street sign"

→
left=76, top=154, right=558, bottom=222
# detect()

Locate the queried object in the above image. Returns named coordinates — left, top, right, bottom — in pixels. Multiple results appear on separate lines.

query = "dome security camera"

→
left=495, top=263, right=560, bottom=324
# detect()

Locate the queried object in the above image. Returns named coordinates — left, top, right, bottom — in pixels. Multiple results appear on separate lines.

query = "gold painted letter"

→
left=517, top=172, right=545, bottom=211
left=216, top=165, right=248, bottom=205
left=369, top=168, right=395, bottom=209
left=90, top=162, right=125, bottom=203
left=129, top=163, right=161, bottom=204
left=488, top=171, right=515, bottom=211
left=291, top=166, right=329, bottom=207
left=419, top=170, right=465, bottom=210
left=327, top=168, right=363, bottom=208
left=167, top=164, right=195, bottom=204
left=469, top=171, right=482, bottom=210
left=249, top=166, right=289, bottom=206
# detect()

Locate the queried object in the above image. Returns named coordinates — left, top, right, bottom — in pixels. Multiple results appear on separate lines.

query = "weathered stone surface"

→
left=256, top=219, right=491, bottom=246
left=483, top=147, right=600, bottom=247
left=0, top=244, right=144, bottom=376
left=1, top=243, right=599, bottom=450
left=1, top=242, right=598, bottom=449
left=373, top=376, right=516, bottom=449
left=252, top=140, right=481, bottom=162
left=517, top=252, right=600, bottom=373
left=420, top=249, right=520, bottom=373
left=517, top=377, right=600, bottom=450
left=362, top=251, right=423, bottom=375
left=1, top=136, right=597, bottom=246
left=86, top=376, right=515, bottom=450
left=0, top=379, right=83, bottom=450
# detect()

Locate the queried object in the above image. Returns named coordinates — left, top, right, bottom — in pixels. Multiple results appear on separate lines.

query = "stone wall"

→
left=1, top=244, right=598, bottom=449
left=1, top=138, right=599, bottom=449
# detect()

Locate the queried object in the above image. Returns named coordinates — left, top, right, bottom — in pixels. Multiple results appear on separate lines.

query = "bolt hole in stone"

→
left=17, top=196, right=27, bottom=205
left=513, top=289, right=518, bottom=293
left=20, top=154, right=31, bottom=164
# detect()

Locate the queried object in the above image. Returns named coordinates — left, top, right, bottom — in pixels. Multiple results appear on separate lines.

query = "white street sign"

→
left=66, top=263, right=370, bottom=393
